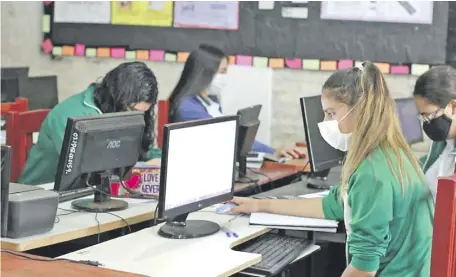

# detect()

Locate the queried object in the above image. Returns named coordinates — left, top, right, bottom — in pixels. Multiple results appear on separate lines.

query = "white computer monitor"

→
left=157, top=115, right=239, bottom=239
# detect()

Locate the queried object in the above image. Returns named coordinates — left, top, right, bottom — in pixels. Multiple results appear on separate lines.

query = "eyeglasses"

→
left=418, top=109, right=443, bottom=123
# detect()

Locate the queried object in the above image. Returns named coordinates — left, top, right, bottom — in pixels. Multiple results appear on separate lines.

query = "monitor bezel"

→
left=300, top=96, right=344, bottom=173
left=158, top=115, right=239, bottom=220
left=395, top=97, right=424, bottom=145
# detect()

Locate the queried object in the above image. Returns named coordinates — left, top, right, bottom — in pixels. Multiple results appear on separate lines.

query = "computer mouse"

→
left=216, top=203, right=242, bottom=215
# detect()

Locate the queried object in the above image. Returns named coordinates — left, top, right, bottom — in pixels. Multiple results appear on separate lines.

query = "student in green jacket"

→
left=413, top=65, right=456, bottom=199
left=19, top=62, right=162, bottom=185
left=229, top=62, right=434, bottom=277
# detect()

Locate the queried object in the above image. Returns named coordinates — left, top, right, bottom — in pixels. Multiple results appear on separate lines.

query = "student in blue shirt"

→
left=414, top=65, right=456, bottom=199
left=168, top=44, right=303, bottom=158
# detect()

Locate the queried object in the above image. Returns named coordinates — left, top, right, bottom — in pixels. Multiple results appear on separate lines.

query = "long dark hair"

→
left=168, top=44, right=225, bottom=122
left=93, top=62, right=158, bottom=160
left=413, top=65, right=456, bottom=107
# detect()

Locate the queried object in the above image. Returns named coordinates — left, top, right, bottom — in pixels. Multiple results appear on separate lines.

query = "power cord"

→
left=56, top=208, right=131, bottom=244
left=1, top=250, right=102, bottom=267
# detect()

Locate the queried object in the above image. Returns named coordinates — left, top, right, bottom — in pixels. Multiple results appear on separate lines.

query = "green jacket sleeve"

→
left=347, top=171, right=393, bottom=272
left=322, top=184, right=344, bottom=221
left=147, top=148, right=162, bottom=160
left=44, top=112, right=67, bottom=155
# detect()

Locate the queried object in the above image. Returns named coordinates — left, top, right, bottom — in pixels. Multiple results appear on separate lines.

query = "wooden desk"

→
left=1, top=195, right=158, bottom=252
left=60, top=209, right=320, bottom=277
left=1, top=251, right=145, bottom=277
left=1, top=166, right=301, bottom=252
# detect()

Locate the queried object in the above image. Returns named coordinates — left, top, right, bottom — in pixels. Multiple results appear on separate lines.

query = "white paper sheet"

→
left=258, top=1, right=274, bottom=10
left=321, top=1, right=433, bottom=24
left=174, top=1, right=239, bottom=30
left=54, top=1, right=111, bottom=24
left=250, top=212, right=338, bottom=228
left=298, top=191, right=330, bottom=198
left=282, top=7, right=308, bottom=19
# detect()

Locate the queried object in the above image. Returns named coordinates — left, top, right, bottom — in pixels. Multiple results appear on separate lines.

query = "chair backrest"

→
left=5, top=109, right=50, bottom=182
left=157, top=100, right=169, bottom=149
left=1, top=98, right=28, bottom=115
left=431, top=175, right=456, bottom=277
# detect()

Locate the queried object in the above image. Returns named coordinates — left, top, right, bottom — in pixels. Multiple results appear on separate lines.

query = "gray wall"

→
left=0, top=1, right=428, bottom=153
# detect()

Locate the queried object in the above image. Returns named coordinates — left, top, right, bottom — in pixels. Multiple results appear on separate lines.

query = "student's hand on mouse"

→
left=276, top=147, right=305, bottom=159
left=145, top=158, right=161, bottom=166
left=228, top=197, right=262, bottom=214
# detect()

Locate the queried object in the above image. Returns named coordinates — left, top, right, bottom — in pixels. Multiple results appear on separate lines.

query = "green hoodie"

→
left=322, top=148, right=434, bottom=276
left=19, top=85, right=161, bottom=185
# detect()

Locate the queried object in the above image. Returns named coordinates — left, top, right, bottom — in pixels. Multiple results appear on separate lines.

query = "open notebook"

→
left=249, top=191, right=338, bottom=232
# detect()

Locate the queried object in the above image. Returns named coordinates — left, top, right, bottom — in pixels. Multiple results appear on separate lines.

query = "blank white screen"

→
left=164, top=119, right=237, bottom=210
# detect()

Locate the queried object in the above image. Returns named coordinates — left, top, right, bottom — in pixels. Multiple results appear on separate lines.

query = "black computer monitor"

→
left=54, top=111, right=146, bottom=212
left=158, top=115, right=238, bottom=239
left=395, top=97, right=424, bottom=145
left=1, top=78, right=20, bottom=103
left=235, top=104, right=262, bottom=183
left=300, top=96, right=345, bottom=190
left=1, top=67, right=29, bottom=103
left=23, top=76, right=59, bottom=110
left=1, top=146, right=11, bottom=237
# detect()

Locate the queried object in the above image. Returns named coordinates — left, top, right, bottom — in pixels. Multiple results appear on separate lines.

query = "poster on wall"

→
left=111, top=1, right=173, bottom=27
left=174, top=1, right=239, bottom=30
left=320, top=1, right=433, bottom=24
left=53, top=1, right=111, bottom=24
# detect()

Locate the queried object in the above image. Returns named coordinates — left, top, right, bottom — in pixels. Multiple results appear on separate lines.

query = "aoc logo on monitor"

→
left=107, top=139, right=121, bottom=149
left=65, top=132, right=79, bottom=175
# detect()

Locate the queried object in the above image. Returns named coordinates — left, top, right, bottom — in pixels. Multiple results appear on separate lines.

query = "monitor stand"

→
left=306, top=169, right=333, bottom=190
left=235, top=155, right=259, bottom=184
left=158, top=213, right=220, bottom=239
left=71, top=171, right=128, bottom=213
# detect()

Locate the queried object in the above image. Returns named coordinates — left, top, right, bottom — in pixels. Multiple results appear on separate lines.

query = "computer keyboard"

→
left=57, top=187, right=94, bottom=203
left=235, top=232, right=311, bottom=276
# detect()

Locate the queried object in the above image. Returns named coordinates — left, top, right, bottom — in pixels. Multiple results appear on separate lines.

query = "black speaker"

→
left=1, top=145, right=11, bottom=237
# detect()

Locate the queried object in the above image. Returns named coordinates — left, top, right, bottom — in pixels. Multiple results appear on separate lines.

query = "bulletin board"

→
left=42, top=1, right=450, bottom=76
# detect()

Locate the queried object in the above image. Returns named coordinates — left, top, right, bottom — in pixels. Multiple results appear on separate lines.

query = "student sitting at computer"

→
left=229, top=62, right=434, bottom=277
left=413, top=65, right=456, bottom=199
left=19, top=62, right=161, bottom=185
left=168, top=44, right=303, bottom=159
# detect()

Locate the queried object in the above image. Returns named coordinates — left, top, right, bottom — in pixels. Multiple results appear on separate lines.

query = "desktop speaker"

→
left=1, top=146, right=11, bottom=237
left=7, top=188, right=59, bottom=238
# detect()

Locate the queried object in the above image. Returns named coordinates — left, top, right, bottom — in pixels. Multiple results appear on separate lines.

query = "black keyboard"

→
left=57, top=187, right=94, bottom=203
left=235, top=233, right=311, bottom=276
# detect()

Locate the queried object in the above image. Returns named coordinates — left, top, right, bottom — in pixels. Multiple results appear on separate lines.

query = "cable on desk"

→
left=0, top=250, right=103, bottom=267
left=105, top=211, right=132, bottom=234
left=94, top=212, right=101, bottom=244
left=153, top=204, right=160, bottom=226
left=248, top=168, right=272, bottom=183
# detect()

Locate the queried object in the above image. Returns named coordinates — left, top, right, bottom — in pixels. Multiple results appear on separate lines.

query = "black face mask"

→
left=423, top=115, right=452, bottom=141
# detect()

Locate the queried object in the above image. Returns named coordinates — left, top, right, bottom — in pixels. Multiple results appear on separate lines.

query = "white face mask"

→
left=317, top=105, right=356, bottom=152
left=318, top=120, right=352, bottom=152
left=208, top=74, right=227, bottom=95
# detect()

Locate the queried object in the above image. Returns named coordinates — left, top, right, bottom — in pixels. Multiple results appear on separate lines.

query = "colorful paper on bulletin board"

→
left=174, top=1, right=239, bottom=30
left=111, top=1, right=173, bottom=27
left=54, top=1, right=111, bottom=24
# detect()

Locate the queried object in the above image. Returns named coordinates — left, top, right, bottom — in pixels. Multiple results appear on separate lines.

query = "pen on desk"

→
left=221, top=227, right=238, bottom=238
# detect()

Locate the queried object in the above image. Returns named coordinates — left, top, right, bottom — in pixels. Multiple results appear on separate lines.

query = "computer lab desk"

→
left=58, top=208, right=320, bottom=277
left=0, top=165, right=302, bottom=253
left=1, top=251, right=144, bottom=277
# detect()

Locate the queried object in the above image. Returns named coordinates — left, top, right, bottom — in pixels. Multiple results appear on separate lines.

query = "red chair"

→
left=430, top=175, right=456, bottom=277
left=1, top=98, right=28, bottom=115
left=5, top=109, right=50, bottom=182
left=157, top=100, right=169, bottom=149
